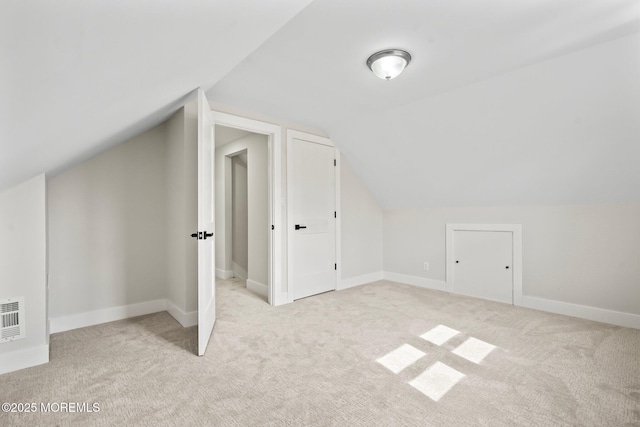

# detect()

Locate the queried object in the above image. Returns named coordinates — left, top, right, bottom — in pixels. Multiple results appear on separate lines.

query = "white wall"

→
left=184, top=102, right=198, bottom=313
left=165, top=105, right=198, bottom=320
left=340, top=157, right=384, bottom=283
left=166, top=108, right=187, bottom=312
left=46, top=106, right=198, bottom=331
left=0, top=175, right=48, bottom=374
left=163, top=102, right=198, bottom=318
left=215, top=134, right=269, bottom=289
left=232, top=155, right=249, bottom=277
left=384, top=204, right=640, bottom=317
left=48, top=124, right=168, bottom=325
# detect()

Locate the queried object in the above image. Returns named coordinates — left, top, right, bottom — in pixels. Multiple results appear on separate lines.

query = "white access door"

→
left=289, top=138, right=336, bottom=300
left=453, top=230, right=513, bottom=304
left=196, top=88, right=216, bottom=356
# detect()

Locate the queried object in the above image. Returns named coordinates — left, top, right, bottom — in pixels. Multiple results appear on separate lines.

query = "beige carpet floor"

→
left=2, top=279, right=639, bottom=426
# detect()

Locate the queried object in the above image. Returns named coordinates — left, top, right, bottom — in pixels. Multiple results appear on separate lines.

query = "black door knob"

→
left=506, top=266, right=510, bottom=269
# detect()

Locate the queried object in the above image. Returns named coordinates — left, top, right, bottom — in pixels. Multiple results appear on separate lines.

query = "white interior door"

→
left=289, top=138, right=336, bottom=300
left=453, top=230, right=513, bottom=304
left=197, top=88, right=216, bottom=356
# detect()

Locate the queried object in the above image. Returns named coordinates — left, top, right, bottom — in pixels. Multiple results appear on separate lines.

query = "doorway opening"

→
left=211, top=112, right=285, bottom=306
left=215, top=125, right=268, bottom=302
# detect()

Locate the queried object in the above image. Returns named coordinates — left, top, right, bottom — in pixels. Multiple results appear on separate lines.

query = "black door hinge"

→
left=334, top=211, right=336, bottom=218
left=271, top=225, right=275, bottom=230
left=334, top=263, right=337, bottom=270
left=334, top=159, right=336, bottom=166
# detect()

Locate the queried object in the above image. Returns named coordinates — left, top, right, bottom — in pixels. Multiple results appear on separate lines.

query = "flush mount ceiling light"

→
left=366, top=49, right=412, bottom=80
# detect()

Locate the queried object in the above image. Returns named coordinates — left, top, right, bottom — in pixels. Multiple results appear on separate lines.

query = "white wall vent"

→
left=1, top=297, right=26, bottom=343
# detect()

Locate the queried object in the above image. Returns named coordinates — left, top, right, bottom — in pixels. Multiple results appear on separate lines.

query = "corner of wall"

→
left=339, top=156, right=384, bottom=282
left=0, top=174, right=49, bottom=374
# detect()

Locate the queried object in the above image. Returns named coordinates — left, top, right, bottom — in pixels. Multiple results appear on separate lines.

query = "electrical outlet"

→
left=423, top=262, right=429, bottom=271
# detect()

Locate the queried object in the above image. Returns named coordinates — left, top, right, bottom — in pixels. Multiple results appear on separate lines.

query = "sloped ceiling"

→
left=210, top=0, right=640, bottom=209
left=3, top=1, right=639, bottom=209
left=0, top=0, right=313, bottom=192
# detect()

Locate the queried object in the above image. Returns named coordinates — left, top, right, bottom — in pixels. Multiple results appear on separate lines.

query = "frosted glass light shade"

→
left=367, top=49, right=412, bottom=80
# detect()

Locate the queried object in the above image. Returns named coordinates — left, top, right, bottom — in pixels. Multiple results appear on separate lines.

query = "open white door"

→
left=196, top=88, right=216, bottom=356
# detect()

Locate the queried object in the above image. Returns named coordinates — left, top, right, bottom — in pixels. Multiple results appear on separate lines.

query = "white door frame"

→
left=445, top=223, right=523, bottom=305
left=286, top=130, right=341, bottom=303
left=211, top=111, right=285, bottom=306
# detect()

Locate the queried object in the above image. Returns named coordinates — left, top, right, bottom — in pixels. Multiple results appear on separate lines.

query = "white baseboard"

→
left=383, top=271, right=640, bottom=329
left=246, top=279, right=268, bottom=298
left=50, top=299, right=166, bottom=333
left=165, top=300, right=197, bottom=327
left=520, top=295, right=640, bottom=329
left=0, top=344, right=49, bottom=375
left=384, top=271, right=449, bottom=293
left=232, top=263, right=248, bottom=281
left=215, top=268, right=234, bottom=280
left=339, top=271, right=384, bottom=290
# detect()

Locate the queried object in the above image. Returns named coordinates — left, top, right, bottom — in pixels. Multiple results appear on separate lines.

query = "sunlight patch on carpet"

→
left=420, top=325, right=460, bottom=346
left=409, top=361, right=465, bottom=401
left=452, top=337, right=496, bottom=364
left=376, top=344, right=426, bottom=374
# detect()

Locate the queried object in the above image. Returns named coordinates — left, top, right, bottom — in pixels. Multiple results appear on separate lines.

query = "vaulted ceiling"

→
left=0, top=0, right=313, bottom=192
left=210, top=0, right=640, bottom=208
left=3, top=0, right=639, bottom=208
